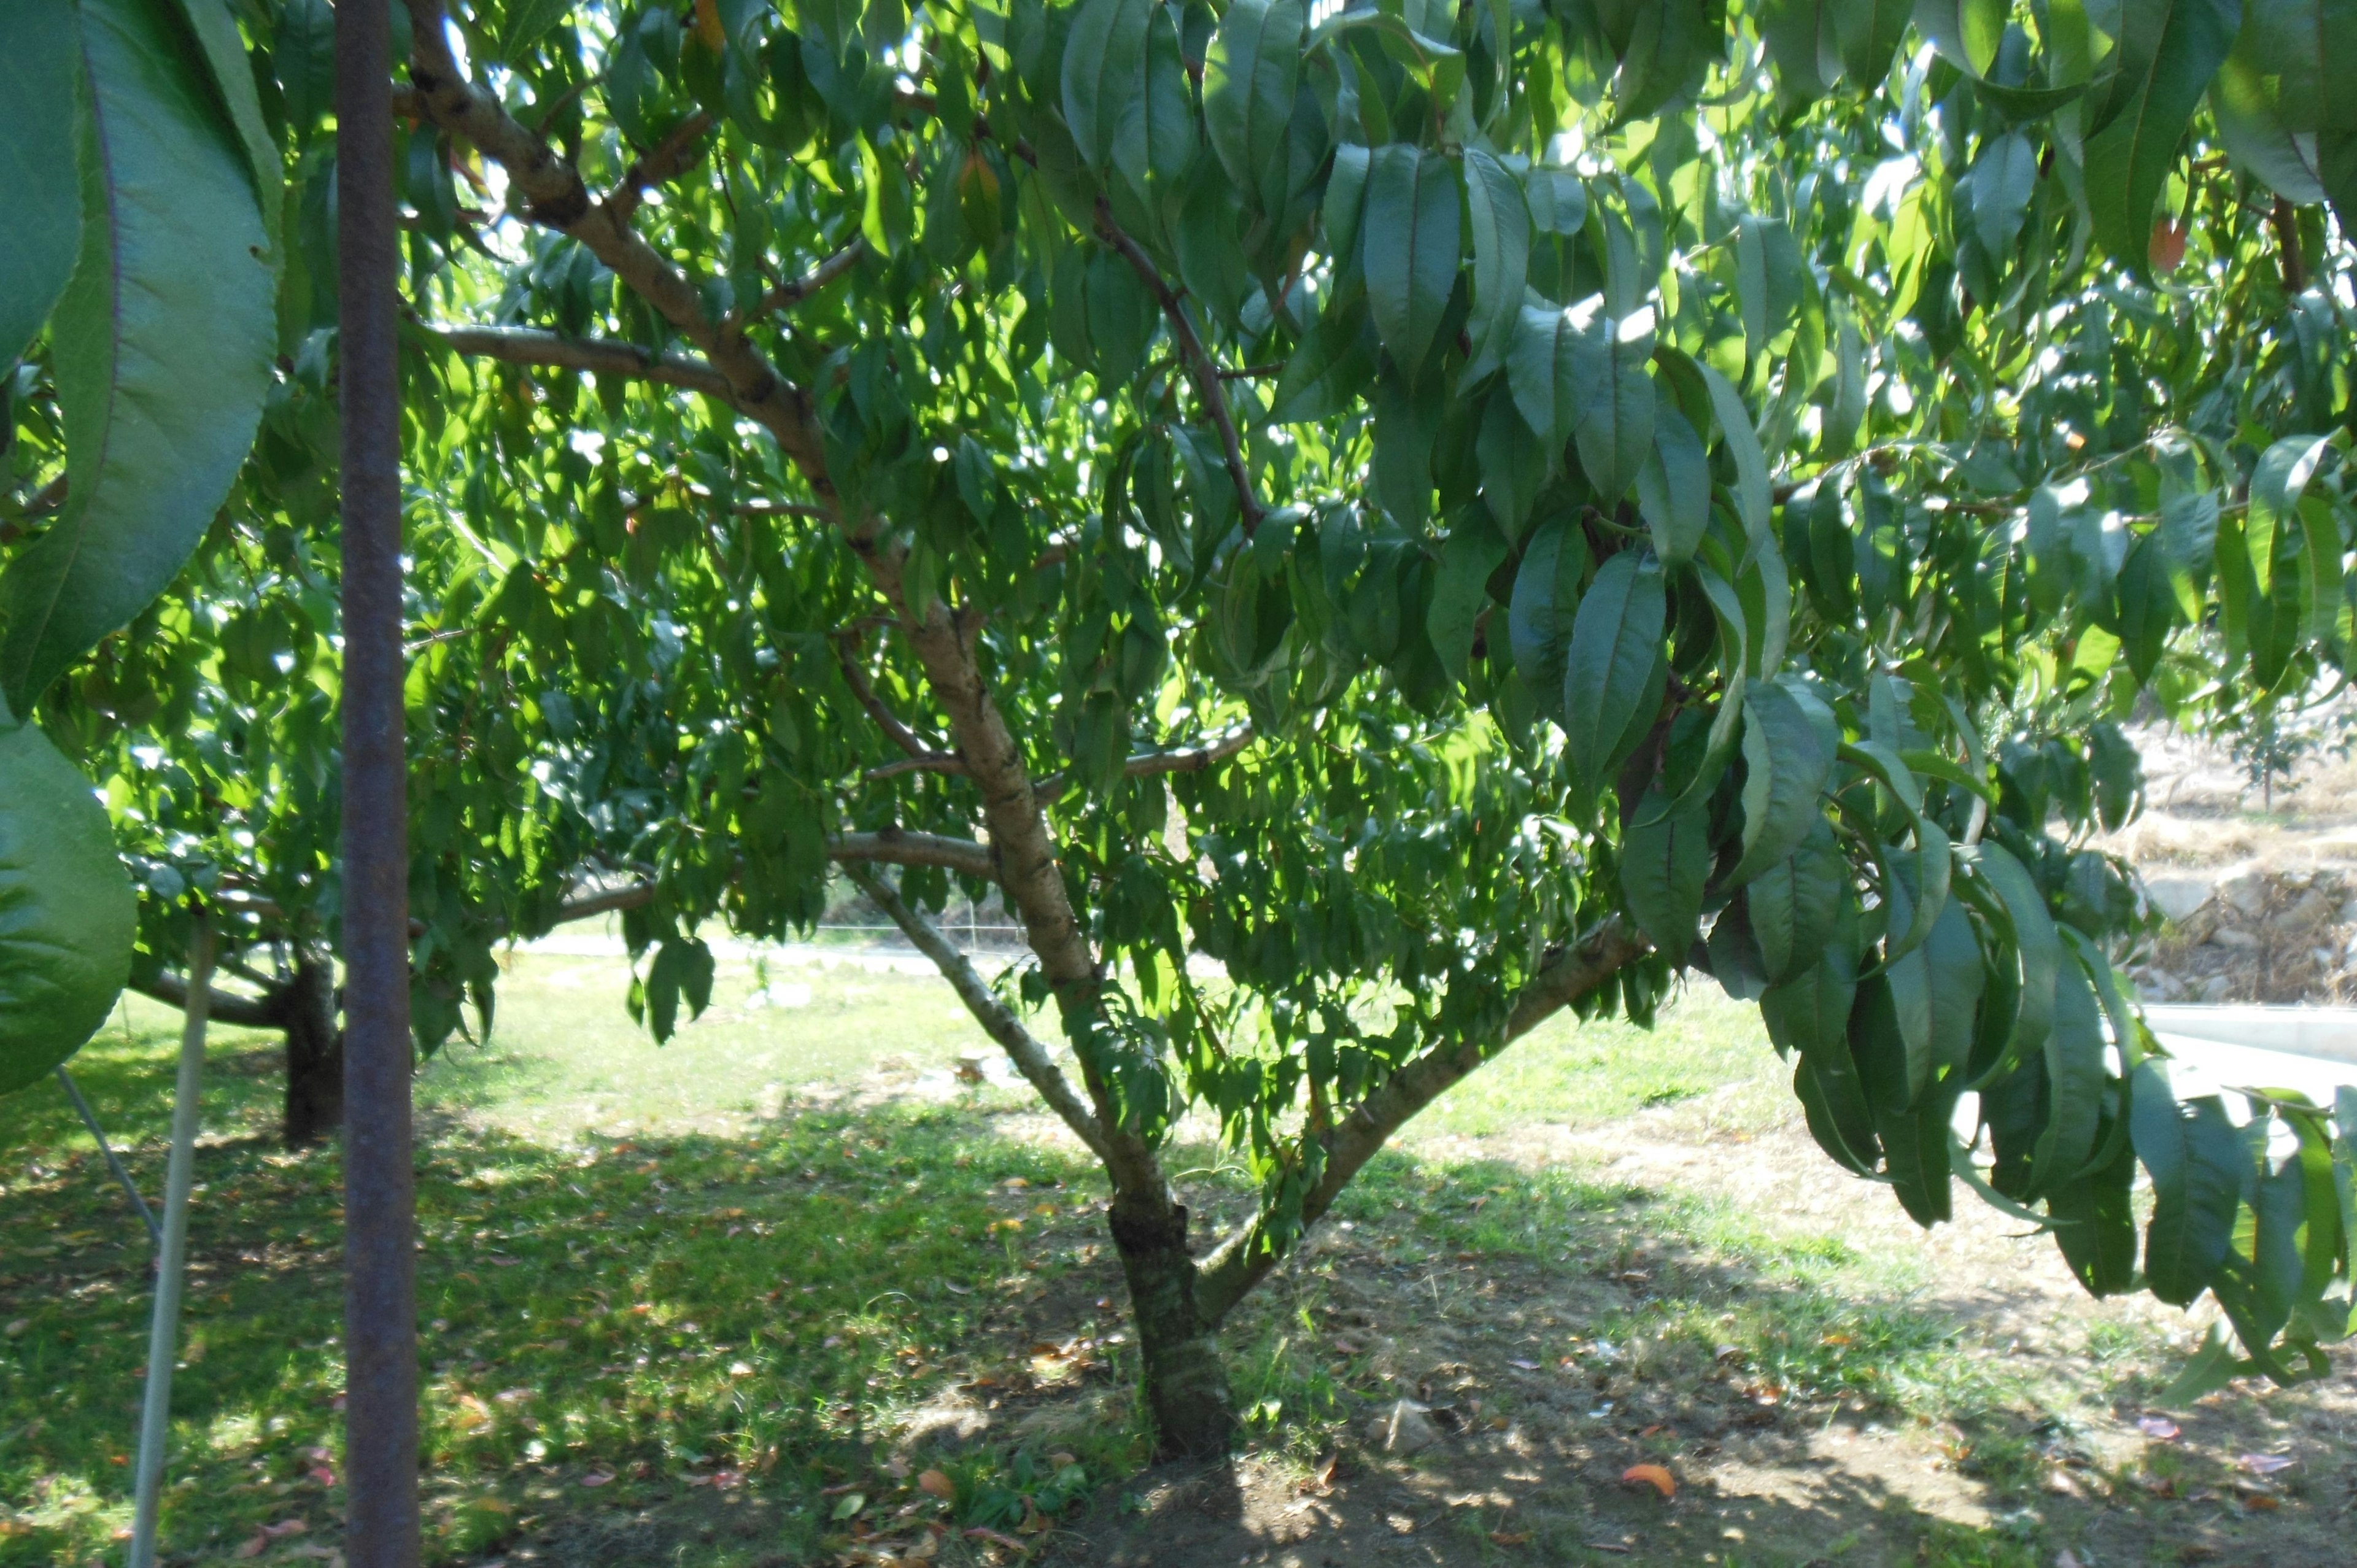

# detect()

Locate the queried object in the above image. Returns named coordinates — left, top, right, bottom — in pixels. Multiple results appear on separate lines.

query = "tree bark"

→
left=1107, top=1189, right=1236, bottom=1458
left=282, top=952, right=344, bottom=1149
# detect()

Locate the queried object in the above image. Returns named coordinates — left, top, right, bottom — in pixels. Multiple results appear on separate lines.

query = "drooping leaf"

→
left=1571, top=308, right=1655, bottom=504
left=1427, top=511, right=1510, bottom=684
left=1561, top=550, right=1666, bottom=798
left=0, top=0, right=81, bottom=366
left=1205, top=0, right=1303, bottom=217
left=0, top=0, right=276, bottom=714
left=2080, top=0, right=2243, bottom=271
left=1636, top=400, right=1709, bottom=566
left=0, top=722, right=137, bottom=1097
left=1724, top=682, right=1836, bottom=889
left=1363, top=144, right=1461, bottom=379
left=1462, top=146, right=1530, bottom=376
left=1619, top=787, right=1711, bottom=957
left=2132, top=1061, right=2251, bottom=1307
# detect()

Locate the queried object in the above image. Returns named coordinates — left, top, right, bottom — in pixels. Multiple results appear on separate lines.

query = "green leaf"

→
left=1323, top=142, right=1372, bottom=261
left=1427, top=512, right=1510, bottom=684
left=0, top=0, right=81, bottom=365
left=2155, top=1323, right=2247, bottom=1407
left=2209, top=0, right=2341, bottom=209
left=1636, top=400, right=1709, bottom=566
left=1462, top=147, right=1530, bottom=377
left=1507, top=512, right=1586, bottom=723
left=2248, top=433, right=2336, bottom=597
left=1833, top=0, right=1913, bottom=86
left=1062, top=0, right=1155, bottom=175
left=1700, top=363, right=1771, bottom=544
left=1914, top=0, right=2008, bottom=77
left=2132, top=1061, right=2250, bottom=1307
left=172, top=0, right=282, bottom=243
left=1725, top=682, right=1836, bottom=889
left=0, top=0, right=276, bottom=715
left=1749, top=817, right=1845, bottom=984
left=1205, top=0, right=1304, bottom=215
left=2024, top=957, right=2107, bottom=1199
left=1272, top=295, right=1375, bottom=422
left=1620, top=788, right=1712, bottom=957
left=1972, top=841, right=2060, bottom=1079
left=2081, top=0, right=2242, bottom=270
left=1969, top=130, right=2039, bottom=258
left=1507, top=302, right=1579, bottom=450
left=1562, top=550, right=1666, bottom=799
left=1363, top=144, right=1461, bottom=379
left=0, top=722, right=137, bottom=1097
left=1571, top=309, right=1655, bottom=505
left=276, top=0, right=337, bottom=144
left=2048, top=1130, right=2141, bottom=1296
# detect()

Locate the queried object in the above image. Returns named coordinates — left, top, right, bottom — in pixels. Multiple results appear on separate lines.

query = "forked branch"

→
left=1193, top=918, right=1649, bottom=1325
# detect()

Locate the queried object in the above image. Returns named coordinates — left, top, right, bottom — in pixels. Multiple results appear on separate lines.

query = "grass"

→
left=1, top=955, right=2214, bottom=1566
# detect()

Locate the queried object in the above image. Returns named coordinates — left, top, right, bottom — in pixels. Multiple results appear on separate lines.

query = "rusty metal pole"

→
left=337, top=1, right=418, bottom=1564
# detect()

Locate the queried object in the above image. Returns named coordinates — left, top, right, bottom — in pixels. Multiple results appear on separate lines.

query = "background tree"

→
left=11, top=0, right=2357, bottom=1458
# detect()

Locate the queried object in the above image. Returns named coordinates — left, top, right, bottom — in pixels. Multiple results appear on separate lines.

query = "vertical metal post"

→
left=338, top=2, right=417, bottom=1565
left=126, top=914, right=212, bottom=1568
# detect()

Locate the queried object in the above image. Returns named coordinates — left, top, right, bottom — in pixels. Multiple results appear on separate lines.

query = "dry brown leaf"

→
left=916, top=1469, right=954, bottom=1500
left=1488, top=1529, right=1531, bottom=1546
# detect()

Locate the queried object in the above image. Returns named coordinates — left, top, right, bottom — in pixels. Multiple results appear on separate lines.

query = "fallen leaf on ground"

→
left=2137, top=1416, right=2180, bottom=1441
left=1489, top=1529, right=1531, bottom=1545
left=578, top=1470, right=614, bottom=1488
left=917, top=1469, right=954, bottom=1500
left=1621, top=1464, right=1675, bottom=1498
left=262, top=1520, right=309, bottom=1537
left=233, top=1535, right=268, bottom=1560
left=2237, top=1453, right=2295, bottom=1475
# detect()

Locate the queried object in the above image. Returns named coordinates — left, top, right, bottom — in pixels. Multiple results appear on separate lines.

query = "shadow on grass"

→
left=7, top=1029, right=2340, bottom=1567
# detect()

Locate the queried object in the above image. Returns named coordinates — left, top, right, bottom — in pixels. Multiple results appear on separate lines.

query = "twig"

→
left=747, top=238, right=869, bottom=322
left=834, top=628, right=959, bottom=766
left=608, top=111, right=716, bottom=222
left=416, top=322, right=737, bottom=401
left=1035, top=727, right=1256, bottom=802
left=1092, top=198, right=1264, bottom=534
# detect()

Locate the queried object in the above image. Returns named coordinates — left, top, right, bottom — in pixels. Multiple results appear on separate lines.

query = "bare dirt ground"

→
left=867, top=1086, right=2357, bottom=1568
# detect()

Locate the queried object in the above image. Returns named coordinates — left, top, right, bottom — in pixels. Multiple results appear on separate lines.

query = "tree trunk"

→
left=282, top=954, right=344, bottom=1149
left=1107, top=1189, right=1236, bottom=1458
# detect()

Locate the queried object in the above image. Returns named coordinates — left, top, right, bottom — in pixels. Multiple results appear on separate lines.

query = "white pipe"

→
left=128, top=913, right=212, bottom=1568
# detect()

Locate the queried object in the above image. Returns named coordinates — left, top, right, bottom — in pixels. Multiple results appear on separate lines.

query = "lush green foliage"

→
left=6, top=0, right=2357, bottom=1428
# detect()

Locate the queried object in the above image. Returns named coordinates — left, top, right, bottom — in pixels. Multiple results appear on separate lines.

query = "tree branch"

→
left=403, top=1, right=838, bottom=501
left=834, top=628, right=950, bottom=763
left=130, top=973, right=285, bottom=1032
left=608, top=110, right=716, bottom=222
left=1092, top=199, right=1263, bottom=535
left=1194, top=919, right=1649, bottom=1326
left=1035, top=727, right=1255, bottom=802
left=416, top=323, right=737, bottom=401
left=866, top=754, right=971, bottom=781
left=748, top=238, right=870, bottom=322
left=827, top=829, right=997, bottom=881
left=842, top=863, right=1114, bottom=1167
